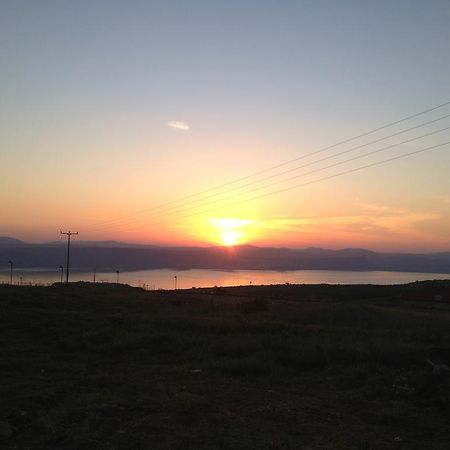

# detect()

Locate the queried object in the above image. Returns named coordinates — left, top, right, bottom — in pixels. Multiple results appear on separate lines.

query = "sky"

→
left=1, top=0, right=450, bottom=252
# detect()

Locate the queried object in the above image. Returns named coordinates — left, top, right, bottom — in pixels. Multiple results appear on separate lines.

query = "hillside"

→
left=1, top=281, right=450, bottom=449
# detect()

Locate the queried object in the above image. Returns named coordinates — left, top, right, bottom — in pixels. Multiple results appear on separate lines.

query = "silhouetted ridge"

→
left=0, top=237, right=27, bottom=246
left=0, top=238, right=449, bottom=273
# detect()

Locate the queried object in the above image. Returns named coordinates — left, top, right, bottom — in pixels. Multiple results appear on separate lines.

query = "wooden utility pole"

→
left=60, top=231, right=78, bottom=284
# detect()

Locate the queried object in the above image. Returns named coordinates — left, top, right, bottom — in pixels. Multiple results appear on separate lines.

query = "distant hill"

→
left=0, top=237, right=449, bottom=274
left=0, top=237, right=26, bottom=247
left=40, top=240, right=164, bottom=248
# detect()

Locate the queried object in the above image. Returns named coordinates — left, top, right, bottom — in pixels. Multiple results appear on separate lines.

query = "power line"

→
left=129, top=123, right=450, bottom=221
left=90, top=139, right=450, bottom=234
left=148, top=100, right=450, bottom=207
left=234, top=140, right=450, bottom=208
left=153, top=125, right=450, bottom=218
left=200, top=114, right=450, bottom=200
left=93, top=113, right=450, bottom=230
left=153, top=140, right=450, bottom=226
left=83, top=100, right=450, bottom=232
left=85, top=124, right=450, bottom=233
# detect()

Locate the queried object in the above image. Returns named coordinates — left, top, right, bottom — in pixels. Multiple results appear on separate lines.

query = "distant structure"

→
left=60, top=231, right=78, bottom=284
left=8, top=260, right=13, bottom=285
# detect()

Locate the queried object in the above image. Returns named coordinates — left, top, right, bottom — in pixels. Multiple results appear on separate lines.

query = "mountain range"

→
left=0, top=237, right=449, bottom=274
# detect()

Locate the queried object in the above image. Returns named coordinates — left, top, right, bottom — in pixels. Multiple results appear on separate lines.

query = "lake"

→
left=1, top=268, right=449, bottom=289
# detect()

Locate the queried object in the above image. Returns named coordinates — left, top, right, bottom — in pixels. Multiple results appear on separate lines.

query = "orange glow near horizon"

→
left=2, top=182, right=450, bottom=253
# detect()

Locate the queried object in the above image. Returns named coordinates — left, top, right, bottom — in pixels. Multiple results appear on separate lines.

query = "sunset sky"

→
left=1, top=1, right=450, bottom=251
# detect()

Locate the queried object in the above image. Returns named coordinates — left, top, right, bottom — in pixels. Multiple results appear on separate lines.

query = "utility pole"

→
left=93, top=268, right=96, bottom=283
left=59, top=265, right=64, bottom=283
left=8, top=260, right=13, bottom=285
left=174, top=275, right=177, bottom=290
left=116, top=270, right=120, bottom=284
left=60, top=231, right=78, bottom=284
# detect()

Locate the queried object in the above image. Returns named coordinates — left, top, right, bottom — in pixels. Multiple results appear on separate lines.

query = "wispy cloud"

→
left=167, top=121, right=190, bottom=131
left=438, top=195, right=450, bottom=205
left=353, top=201, right=407, bottom=216
left=261, top=207, right=440, bottom=238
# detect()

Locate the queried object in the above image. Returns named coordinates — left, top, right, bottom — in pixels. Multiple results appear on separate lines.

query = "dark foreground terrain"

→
left=1, top=281, right=450, bottom=449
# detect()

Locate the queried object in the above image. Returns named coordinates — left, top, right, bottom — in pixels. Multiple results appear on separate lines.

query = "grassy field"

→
left=1, top=281, right=450, bottom=449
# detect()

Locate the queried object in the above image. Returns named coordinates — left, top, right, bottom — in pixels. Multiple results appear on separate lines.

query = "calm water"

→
left=1, top=268, right=449, bottom=289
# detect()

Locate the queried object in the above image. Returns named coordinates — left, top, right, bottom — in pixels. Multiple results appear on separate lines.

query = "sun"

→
left=221, top=230, right=241, bottom=246
left=208, top=218, right=252, bottom=247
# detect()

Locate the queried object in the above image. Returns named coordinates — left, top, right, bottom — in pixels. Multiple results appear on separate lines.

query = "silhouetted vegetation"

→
left=1, top=281, right=450, bottom=449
